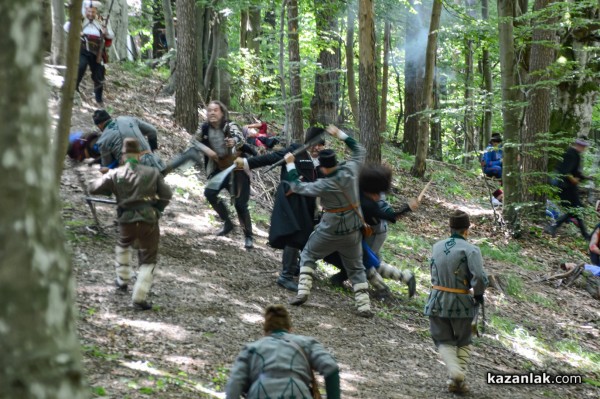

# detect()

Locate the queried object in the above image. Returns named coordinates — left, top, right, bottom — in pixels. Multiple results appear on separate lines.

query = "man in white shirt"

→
left=64, top=1, right=114, bottom=106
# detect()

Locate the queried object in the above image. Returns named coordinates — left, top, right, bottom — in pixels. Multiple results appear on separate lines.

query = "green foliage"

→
left=91, top=386, right=107, bottom=396
left=120, top=61, right=154, bottom=78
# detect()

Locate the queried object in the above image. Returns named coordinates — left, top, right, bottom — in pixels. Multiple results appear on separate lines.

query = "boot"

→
left=378, top=262, right=416, bottom=297
left=238, top=211, right=253, bottom=248
left=114, top=246, right=133, bottom=290
left=277, top=276, right=298, bottom=292
left=438, top=344, right=465, bottom=392
left=132, top=264, right=155, bottom=310
left=367, top=268, right=391, bottom=299
left=289, top=265, right=314, bottom=306
left=353, top=282, right=374, bottom=318
left=450, top=345, right=471, bottom=394
left=212, top=201, right=233, bottom=236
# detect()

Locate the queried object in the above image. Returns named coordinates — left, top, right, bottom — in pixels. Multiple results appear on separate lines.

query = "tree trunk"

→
left=412, top=0, right=441, bottom=177
left=241, top=6, right=261, bottom=54
left=481, top=0, right=493, bottom=148
left=310, top=0, right=340, bottom=127
left=288, top=0, right=304, bottom=143
left=175, top=0, right=198, bottom=134
left=279, top=0, right=290, bottom=142
left=463, top=36, right=475, bottom=161
left=346, top=1, right=359, bottom=128
left=379, top=20, right=391, bottom=133
left=50, top=0, right=66, bottom=65
left=55, top=0, right=84, bottom=180
left=41, top=0, right=53, bottom=54
left=358, top=0, right=380, bottom=163
left=403, top=0, right=427, bottom=155
left=430, top=72, right=442, bottom=160
left=161, top=0, right=177, bottom=95
left=0, top=1, right=86, bottom=397
left=215, top=12, right=231, bottom=106
left=522, top=0, right=557, bottom=202
left=106, top=0, right=129, bottom=62
left=498, top=0, right=523, bottom=231
left=196, top=4, right=207, bottom=98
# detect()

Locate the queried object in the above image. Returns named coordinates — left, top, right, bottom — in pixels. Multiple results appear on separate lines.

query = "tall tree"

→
left=522, top=0, right=557, bottom=201
left=463, top=0, right=477, bottom=161
left=288, top=0, right=304, bottom=143
left=498, top=0, right=523, bottom=230
left=50, top=0, right=66, bottom=65
left=55, top=0, right=84, bottom=179
left=41, top=0, right=53, bottom=54
left=214, top=10, right=231, bottom=105
left=0, top=1, right=86, bottom=397
left=359, top=0, right=379, bottom=163
left=412, top=0, right=442, bottom=177
left=403, top=0, right=427, bottom=155
left=175, top=0, right=199, bottom=133
left=105, top=0, right=129, bottom=62
left=240, top=5, right=261, bottom=54
left=161, top=0, right=177, bottom=94
left=480, top=0, right=493, bottom=147
left=279, top=0, right=290, bottom=141
left=379, top=20, right=391, bottom=133
left=310, top=0, right=341, bottom=127
left=346, top=1, right=359, bottom=127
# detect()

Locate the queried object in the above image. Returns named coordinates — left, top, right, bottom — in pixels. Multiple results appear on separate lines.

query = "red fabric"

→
left=258, top=122, right=268, bottom=135
left=104, top=38, right=112, bottom=48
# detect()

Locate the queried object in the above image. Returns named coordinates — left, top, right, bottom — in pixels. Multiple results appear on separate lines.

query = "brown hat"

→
left=122, top=137, right=141, bottom=154
left=449, top=210, right=470, bottom=229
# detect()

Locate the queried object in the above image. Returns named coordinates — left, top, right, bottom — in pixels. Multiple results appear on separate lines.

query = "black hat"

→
left=449, top=210, right=470, bottom=229
left=318, top=149, right=337, bottom=168
left=122, top=137, right=141, bottom=154
left=491, top=134, right=503, bottom=143
left=304, top=127, right=325, bottom=145
left=360, top=164, right=393, bottom=194
left=93, top=109, right=111, bottom=126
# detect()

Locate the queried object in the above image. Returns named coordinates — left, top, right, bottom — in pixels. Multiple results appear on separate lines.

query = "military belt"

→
left=323, top=203, right=358, bottom=213
left=432, top=285, right=470, bottom=294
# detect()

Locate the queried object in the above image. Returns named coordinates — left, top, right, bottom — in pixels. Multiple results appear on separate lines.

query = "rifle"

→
left=264, top=132, right=326, bottom=173
left=96, top=0, right=116, bottom=63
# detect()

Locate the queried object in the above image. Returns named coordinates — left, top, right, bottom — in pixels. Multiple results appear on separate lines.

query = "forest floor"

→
left=52, top=63, right=600, bottom=399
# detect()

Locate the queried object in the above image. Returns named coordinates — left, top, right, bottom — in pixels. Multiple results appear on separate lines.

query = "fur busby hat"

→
left=263, top=304, right=291, bottom=334
left=122, top=138, right=141, bottom=154
left=304, top=127, right=325, bottom=145
left=449, top=210, right=471, bottom=229
left=92, top=109, right=111, bottom=126
left=318, top=149, right=337, bottom=168
left=360, top=164, right=393, bottom=194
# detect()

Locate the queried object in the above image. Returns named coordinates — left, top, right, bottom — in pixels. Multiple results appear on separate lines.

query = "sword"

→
left=205, top=164, right=237, bottom=191
left=264, top=132, right=326, bottom=173
left=84, top=196, right=117, bottom=228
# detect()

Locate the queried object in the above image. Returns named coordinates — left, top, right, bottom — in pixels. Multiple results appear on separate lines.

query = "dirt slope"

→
left=56, top=65, right=599, bottom=399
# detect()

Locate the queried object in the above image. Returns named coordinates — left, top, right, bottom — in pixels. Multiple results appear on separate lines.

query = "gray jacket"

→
left=286, top=137, right=365, bottom=236
left=226, top=331, right=338, bottom=399
left=424, top=234, right=488, bottom=318
left=96, top=116, right=165, bottom=171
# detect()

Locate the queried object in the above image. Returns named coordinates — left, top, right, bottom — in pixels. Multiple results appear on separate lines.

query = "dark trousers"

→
left=555, top=185, right=589, bottom=239
left=118, top=221, right=160, bottom=265
left=77, top=50, right=105, bottom=103
left=281, top=246, right=299, bottom=280
left=204, top=170, right=252, bottom=237
left=429, top=316, right=473, bottom=347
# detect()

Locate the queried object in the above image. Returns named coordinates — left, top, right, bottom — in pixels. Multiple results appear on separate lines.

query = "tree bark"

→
left=106, top=0, right=129, bottom=62
left=310, top=0, right=340, bottom=127
left=288, top=0, right=304, bottom=143
left=359, top=0, right=380, bottom=163
left=50, top=0, right=66, bottom=65
left=379, top=20, right=391, bottom=133
left=279, top=0, right=290, bottom=143
left=403, top=0, right=427, bottom=155
left=215, top=12, right=231, bottom=106
left=346, top=1, right=359, bottom=128
left=498, top=0, right=523, bottom=231
left=430, top=73, right=442, bottom=160
left=41, top=0, right=53, bottom=54
left=161, top=0, right=177, bottom=95
left=175, top=0, right=199, bottom=134
left=0, top=1, right=86, bottom=397
left=522, top=0, right=557, bottom=202
left=412, top=0, right=441, bottom=177
left=55, top=0, right=84, bottom=180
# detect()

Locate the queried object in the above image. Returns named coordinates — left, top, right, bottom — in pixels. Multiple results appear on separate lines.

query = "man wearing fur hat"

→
left=92, top=109, right=166, bottom=173
left=283, top=125, right=373, bottom=317
left=89, top=138, right=172, bottom=310
left=234, top=127, right=326, bottom=291
left=424, top=210, right=488, bottom=393
left=64, top=1, right=114, bottom=106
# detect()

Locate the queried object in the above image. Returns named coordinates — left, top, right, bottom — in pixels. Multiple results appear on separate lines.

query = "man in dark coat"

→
left=545, top=136, right=591, bottom=240
left=234, top=127, right=325, bottom=291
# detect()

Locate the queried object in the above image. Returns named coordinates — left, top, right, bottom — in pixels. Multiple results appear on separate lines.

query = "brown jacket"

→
left=90, top=161, right=172, bottom=224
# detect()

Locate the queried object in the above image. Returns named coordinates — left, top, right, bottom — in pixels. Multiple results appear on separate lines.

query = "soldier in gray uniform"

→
left=90, top=138, right=172, bottom=310
left=226, top=304, right=340, bottom=399
left=283, top=125, right=373, bottom=318
left=424, top=210, right=488, bottom=393
left=93, top=109, right=165, bottom=172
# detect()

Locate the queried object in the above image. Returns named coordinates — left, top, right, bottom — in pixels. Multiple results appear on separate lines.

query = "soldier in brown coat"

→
left=89, top=138, right=172, bottom=310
